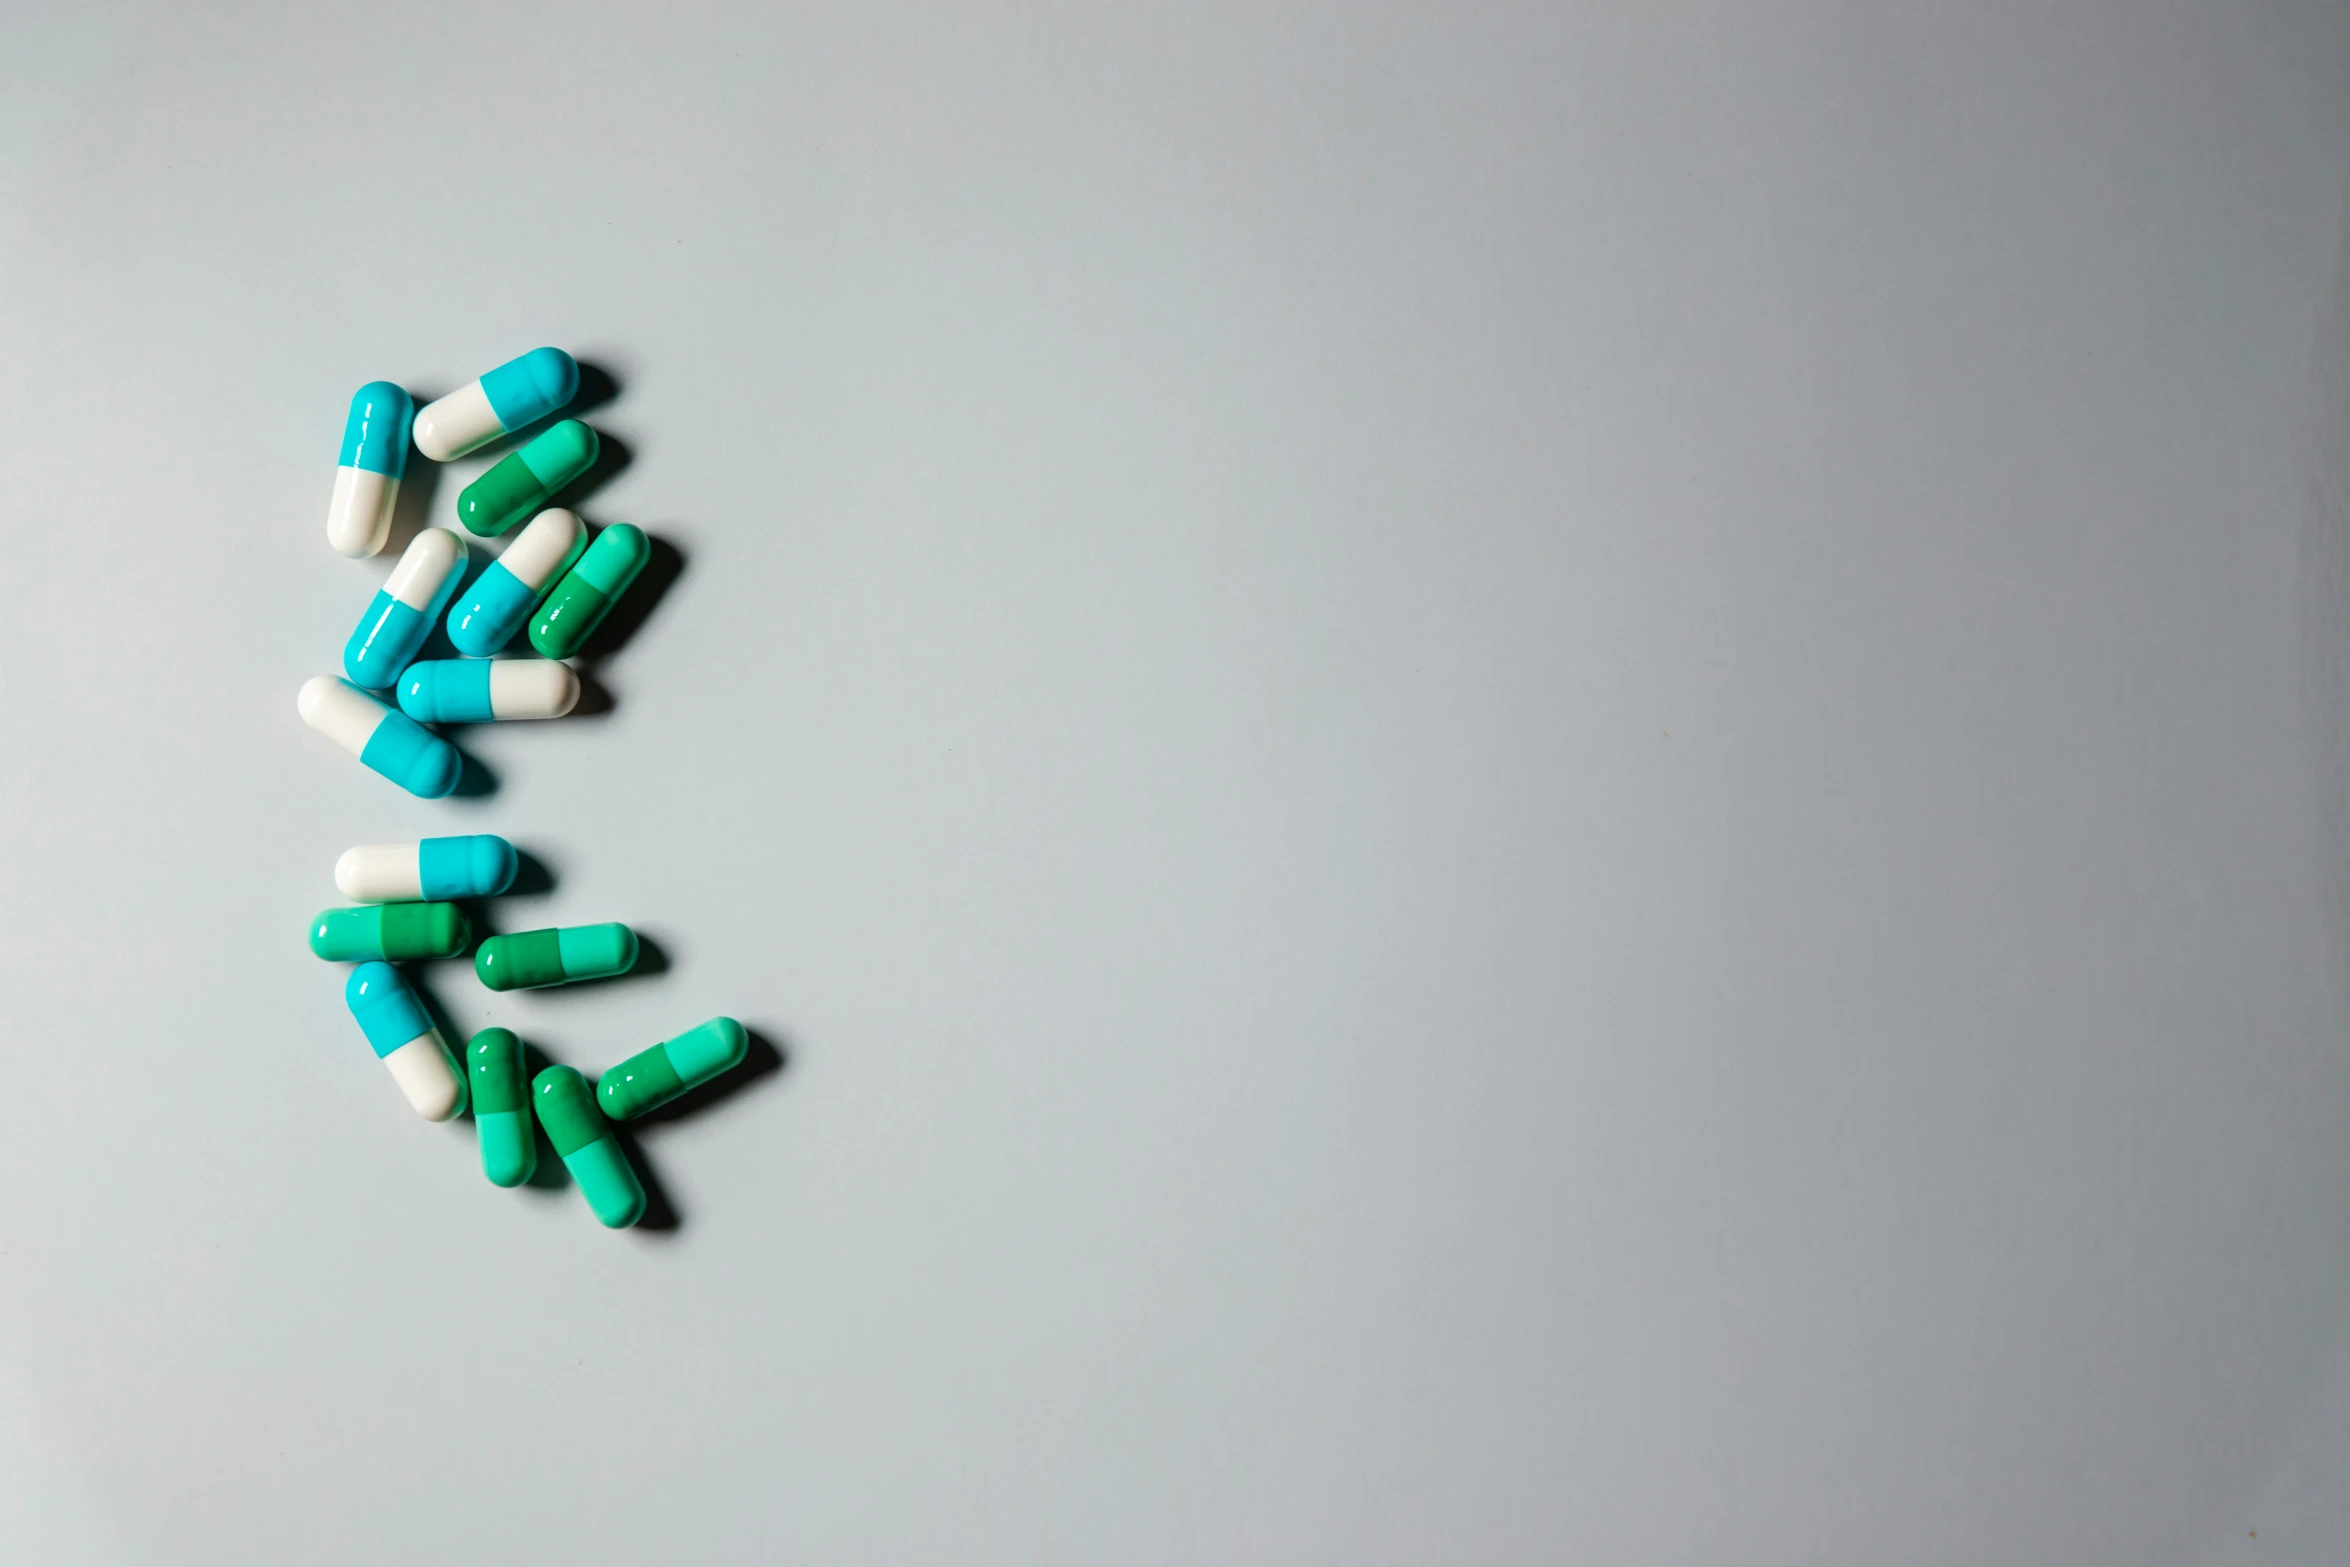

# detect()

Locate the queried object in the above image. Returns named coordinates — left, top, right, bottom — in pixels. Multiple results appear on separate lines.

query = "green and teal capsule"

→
left=468, top=1028, right=537, bottom=1188
left=474, top=922, right=637, bottom=991
left=532, top=1065, right=644, bottom=1228
left=529, top=523, right=650, bottom=659
left=596, top=1017, right=748, bottom=1120
left=456, top=419, right=599, bottom=537
left=309, top=902, right=470, bottom=962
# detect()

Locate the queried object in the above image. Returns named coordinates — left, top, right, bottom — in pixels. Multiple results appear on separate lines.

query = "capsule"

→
left=336, top=835, right=518, bottom=903
left=297, top=676, right=462, bottom=798
left=344, top=962, right=466, bottom=1121
left=326, top=381, right=413, bottom=558
left=476, top=923, right=637, bottom=991
left=468, top=1028, right=538, bottom=1187
left=596, top=1018, right=748, bottom=1120
left=446, top=508, right=586, bottom=657
left=457, top=420, right=599, bottom=537
left=343, top=528, right=468, bottom=688
left=532, top=1064, right=644, bottom=1227
left=530, top=523, right=650, bottom=659
left=412, top=347, right=578, bottom=462
left=396, top=658, right=579, bottom=723
left=309, top=902, right=470, bottom=961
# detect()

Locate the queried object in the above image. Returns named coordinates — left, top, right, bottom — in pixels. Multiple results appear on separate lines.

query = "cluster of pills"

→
left=300, top=347, right=739, bottom=1230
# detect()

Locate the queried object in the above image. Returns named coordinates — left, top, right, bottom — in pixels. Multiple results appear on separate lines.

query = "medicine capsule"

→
left=457, top=419, right=599, bottom=537
left=468, top=1027, right=538, bottom=1187
left=475, top=922, right=637, bottom=991
left=412, top=347, right=579, bottom=462
left=396, top=658, right=578, bottom=723
left=336, top=835, right=518, bottom=903
left=532, top=1064, right=644, bottom=1228
left=298, top=676, right=463, bottom=798
left=343, top=527, right=468, bottom=688
left=596, top=1017, right=749, bottom=1120
left=344, top=962, right=466, bottom=1121
left=446, top=507, right=586, bottom=657
left=326, top=381, right=413, bottom=558
left=309, top=901, right=470, bottom=962
left=529, top=523, right=650, bottom=659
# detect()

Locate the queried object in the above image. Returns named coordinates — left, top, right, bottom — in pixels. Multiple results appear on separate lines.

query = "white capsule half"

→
left=336, top=843, right=423, bottom=903
left=385, top=527, right=467, bottom=609
left=298, top=675, right=385, bottom=756
left=327, top=466, right=397, bottom=559
left=411, top=382, right=501, bottom=463
left=491, top=659, right=579, bottom=718
left=383, top=1029, right=465, bottom=1121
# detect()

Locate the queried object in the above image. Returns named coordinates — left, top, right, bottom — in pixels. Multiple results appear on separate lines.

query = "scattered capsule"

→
left=412, top=347, right=578, bottom=462
left=530, top=523, right=649, bottom=659
left=457, top=419, right=599, bottom=537
left=336, top=835, right=518, bottom=903
left=344, top=962, right=466, bottom=1121
left=476, top=923, right=637, bottom=991
left=596, top=1017, right=748, bottom=1120
left=468, top=1028, right=538, bottom=1188
left=446, top=508, right=586, bottom=657
left=532, top=1064, right=644, bottom=1228
left=309, top=902, right=470, bottom=962
left=326, top=381, right=413, bottom=558
left=396, top=658, right=579, bottom=723
left=343, top=527, right=468, bottom=688
left=298, top=676, right=462, bottom=798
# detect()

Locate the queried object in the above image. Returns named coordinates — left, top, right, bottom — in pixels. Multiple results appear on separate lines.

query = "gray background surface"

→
left=5, top=2, right=2350, bottom=1561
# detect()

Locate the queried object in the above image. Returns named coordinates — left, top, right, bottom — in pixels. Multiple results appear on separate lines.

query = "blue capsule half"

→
left=343, top=529, right=468, bottom=688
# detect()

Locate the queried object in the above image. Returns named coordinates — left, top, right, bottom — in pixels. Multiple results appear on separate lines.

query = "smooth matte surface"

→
left=5, top=2, right=2350, bottom=1563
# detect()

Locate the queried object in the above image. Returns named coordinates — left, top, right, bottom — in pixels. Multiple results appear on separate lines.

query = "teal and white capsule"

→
left=533, top=1065, right=645, bottom=1228
left=396, top=658, right=578, bottom=723
left=297, top=676, right=462, bottom=798
left=344, top=962, right=466, bottom=1120
left=343, top=527, right=467, bottom=688
left=445, top=508, right=585, bottom=657
left=336, top=835, right=518, bottom=903
left=468, top=1028, right=537, bottom=1187
left=326, top=380, right=412, bottom=558
left=412, top=347, right=579, bottom=462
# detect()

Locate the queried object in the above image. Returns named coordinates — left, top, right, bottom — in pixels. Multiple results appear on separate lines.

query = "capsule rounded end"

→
left=333, top=847, right=366, bottom=901
left=306, top=916, right=333, bottom=959
left=344, top=961, right=395, bottom=1010
left=475, top=943, right=511, bottom=992
left=520, top=348, right=579, bottom=412
left=472, top=836, right=518, bottom=896
left=296, top=675, right=340, bottom=723
left=402, top=738, right=463, bottom=800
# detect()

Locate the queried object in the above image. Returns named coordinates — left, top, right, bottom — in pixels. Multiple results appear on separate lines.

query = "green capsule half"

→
left=468, top=1027, right=537, bottom=1187
left=309, top=902, right=470, bottom=962
left=528, top=523, right=650, bottom=659
left=474, top=922, right=638, bottom=991
left=597, top=1017, right=749, bottom=1120
left=532, top=1064, right=644, bottom=1228
left=456, top=419, right=600, bottom=537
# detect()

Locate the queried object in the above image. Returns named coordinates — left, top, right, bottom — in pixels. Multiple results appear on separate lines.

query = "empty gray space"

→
left=4, top=3, right=2350, bottom=1561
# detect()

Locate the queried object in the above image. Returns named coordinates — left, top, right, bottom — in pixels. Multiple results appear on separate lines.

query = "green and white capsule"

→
left=468, top=1028, right=537, bottom=1188
left=474, top=923, right=637, bottom=991
left=529, top=523, right=649, bottom=659
left=533, top=1064, right=644, bottom=1228
left=456, top=419, right=599, bottom=537
left=309, top=902, right=470, bottom=962
left=597, top=1017, right=748, bottom=1120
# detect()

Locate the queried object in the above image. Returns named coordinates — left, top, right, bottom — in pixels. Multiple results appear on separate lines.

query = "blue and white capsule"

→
left=297, top=676, right=463, bottom=799
left=343, top=528, right=468, bottom=688
left=344, top=962, right=466, bottom=1120
left=398, top=658, right=579, bottom=723
left=446, top=508, right=586, bottom=657
left=411, top=347, right=579, bottom=462
left=327, top=381, right=414, bottom=558
left=336, top=835, right=519, bottom=903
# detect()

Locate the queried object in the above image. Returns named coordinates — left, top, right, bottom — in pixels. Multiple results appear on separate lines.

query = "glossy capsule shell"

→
left=532, top=1065, right=643, bottom=1228
left=309, top=902, right=469, bottom=962
left=396, top=658, right=578, bottom=723
left=446, top=508, right=586, bottom=657
left=343, top=528, right=468, bottom=688
left=336, top=835, right=517, bottom=903
left=326, top=381, right=412, bottom=558
left=457, top=420, right=598, bottom=537
left=468, top=1028, right=538, bottom=1187
left=345, top=962, right=466, bottom=1120
left=475, top=923, right=637, bottom=991
left=530, top=523, right=649, bottom=659
left=597, top=1017, right=748, bottom=1120
left=412, top=347, right=578, bottom=462
left=298, top=676, right=462, bottom=798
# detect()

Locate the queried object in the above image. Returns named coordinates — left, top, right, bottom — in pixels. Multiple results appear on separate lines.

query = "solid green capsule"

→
left=596, top=1017, right=748, bottom=1120
left=308, top=901, right=470, bottom=962
left=532, top=1064, right=644, bottom=1228
left=474, top=922, right=637, bottom=991
left=468, top=1028, right=537, bottom=1188
left=456, top=419, right=600, bottom=537
left=528, top=522, right=649, bottom=659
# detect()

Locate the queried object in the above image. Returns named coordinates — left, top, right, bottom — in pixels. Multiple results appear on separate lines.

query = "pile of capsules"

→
left=298, top=346, right=739, bottom=1230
